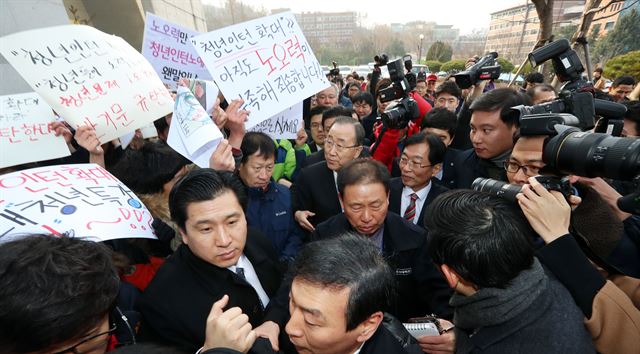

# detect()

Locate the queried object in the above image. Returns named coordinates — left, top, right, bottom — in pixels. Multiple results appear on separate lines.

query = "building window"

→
left=605, top=21, right=615, bottom=30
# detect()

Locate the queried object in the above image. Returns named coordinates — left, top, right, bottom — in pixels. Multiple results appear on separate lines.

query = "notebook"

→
left=403, top=322, right=440, bottom=338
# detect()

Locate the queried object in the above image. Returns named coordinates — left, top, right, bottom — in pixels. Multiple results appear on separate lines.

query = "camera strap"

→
left=570, top=225, right=624, bottom=276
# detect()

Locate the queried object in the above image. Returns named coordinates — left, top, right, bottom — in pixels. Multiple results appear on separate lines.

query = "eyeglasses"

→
left=52, top=323, right=117, bottom=354
left=324, top=138, right=359, bottom=152
left=399, top=157, right=433, bottom=170
left=504, top=161, right=542, bottom=177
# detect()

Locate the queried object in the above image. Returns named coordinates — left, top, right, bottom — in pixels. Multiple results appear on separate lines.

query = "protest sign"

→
left=140, top=123, right=158, bottom=139
left=0, top=164, right=157, bottom=243
left=192, top=11, right=329, bottom=129
left=0, top=25, right=173, bottom=143
left=0, top=92, right=70, bottom=168
left=167, top=86, right=223, bottom=168
left=142, top=12, right=212, bottom=88
left=247, top=102, right=302, bottom=139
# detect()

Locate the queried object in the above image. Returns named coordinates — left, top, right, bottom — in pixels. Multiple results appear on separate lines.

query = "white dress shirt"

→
left=228, top=254, right=270, bottom=307
left=400, top=182, right=432, bottom=225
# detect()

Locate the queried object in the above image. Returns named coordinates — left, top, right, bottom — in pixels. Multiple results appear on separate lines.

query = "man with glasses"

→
left=292, top=117, right=364, bottom=232
left=0, top=235, right=120, bottom=354
left=388, top=133, right=449, bottom=229
left=302, top=106, right=356, bottom=169
left=311, top=159, right=452, bottom=321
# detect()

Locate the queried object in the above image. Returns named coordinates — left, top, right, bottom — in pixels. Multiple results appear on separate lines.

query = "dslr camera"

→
left=472, top=175, right=574, bottom=203
left=454, top=52, right=501, bottom=89
left=375, top=54, right=419, bottom=129
left=329, top=61, right=340, bottom=77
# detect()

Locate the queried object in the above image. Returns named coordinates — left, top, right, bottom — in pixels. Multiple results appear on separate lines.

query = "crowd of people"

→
left=1, top=55, right=640, bottom=354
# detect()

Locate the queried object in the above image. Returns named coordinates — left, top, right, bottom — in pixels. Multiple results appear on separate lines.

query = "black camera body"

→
left=329, top=61, right=340, bottom=76
left=529, top=39, right=585, bottom=91
left=377, top=55, right=420, bottom=129
left=513, top=91, right=596, bottom=131
left=472, top=176, right=574, bottom=203
left=454, top=52, right=501, bottom=89
left=519, top=113, right=581, bottom=136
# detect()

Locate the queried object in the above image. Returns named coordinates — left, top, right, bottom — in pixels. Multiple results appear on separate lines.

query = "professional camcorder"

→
left=329, top=61, right=340, bottom=76
left=375, top=54, right=419, bottom=129
left=454, top=52, right=501, bottom=89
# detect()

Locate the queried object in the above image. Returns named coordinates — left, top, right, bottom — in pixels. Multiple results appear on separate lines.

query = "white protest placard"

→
left=248, top=102, right=302, bottom=139
left=0, top=92, right=71, bottom=168
left=192, top=11, right=329, bottom=129
left=140, top=123, right=158, bottom=139
left=142, top=12, right=212, bottom=88
left=0, top=164, right=157, bottom=243
left=167, top=86, right=223, bottom=168
left=0, top=25, right=174, bottom=144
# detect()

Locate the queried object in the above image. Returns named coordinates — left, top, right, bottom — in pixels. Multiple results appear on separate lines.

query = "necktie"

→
left=404, top=193, right=418, bottom=223
left=235, top=267, right=246, bottom=280
left=235, top=267, right=264, bottom=310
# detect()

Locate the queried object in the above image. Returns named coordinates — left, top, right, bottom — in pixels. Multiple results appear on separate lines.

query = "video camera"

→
left=375, top=54, right=419, bottom=129
left=329, top=61, right=340, bottom=76
left=454, top=52, right=501, bottom=89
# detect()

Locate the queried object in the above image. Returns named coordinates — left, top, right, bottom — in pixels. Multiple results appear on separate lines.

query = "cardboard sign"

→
left=167, top=86, right=223, bottom=168
left=192, top=11, right=329, bottom=129
left=0, top=92, right=70, bottom=168
left=142, top=12, right=212, bottom=88
left=248, top=102, right=302, bottom=139
left=0, top=25, right=174, bottom=143
left=0, top=164, right=157, bottom=243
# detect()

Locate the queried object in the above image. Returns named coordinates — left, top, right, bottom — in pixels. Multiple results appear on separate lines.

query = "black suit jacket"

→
left=388, top=178, right=449, bottom=229
left=312, top=213, right=453, bottom=321
left=436, top=148, right=460, bottom=189
left=137, top=228, right=287, bottom=352
left=290, top=161, right=341, bottom=228
left=301, top=150, right=325, bottom=168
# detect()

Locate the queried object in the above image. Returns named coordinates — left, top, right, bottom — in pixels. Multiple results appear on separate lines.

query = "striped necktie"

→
left=403, top=193, right=418, bottom=223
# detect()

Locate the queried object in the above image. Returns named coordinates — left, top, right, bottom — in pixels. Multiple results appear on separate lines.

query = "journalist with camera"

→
left=368, top=54, right=432, bottom=172
left=467, top=38, right=640, bottom=353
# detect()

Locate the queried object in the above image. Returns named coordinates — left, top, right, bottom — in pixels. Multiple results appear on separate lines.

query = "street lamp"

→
left=418, top=34, right=424, bottom=64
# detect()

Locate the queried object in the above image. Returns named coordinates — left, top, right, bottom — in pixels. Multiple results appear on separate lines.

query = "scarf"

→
left=450, top=258, right=547, bottom=330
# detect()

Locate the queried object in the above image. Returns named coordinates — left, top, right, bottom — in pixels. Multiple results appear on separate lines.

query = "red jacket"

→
left=371, top=92, right=432, bottom=171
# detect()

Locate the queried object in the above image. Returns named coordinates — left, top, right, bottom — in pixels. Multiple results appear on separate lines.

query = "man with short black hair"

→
left=285, top=234, right=420, bottom=354
left=452, top=88, right=526, bottom=188
left=523, top=72, right=545, bottom=91
left=425, top=190, right=595, bottom=353
left=420, top=108, right=461, bottom=188
left=389, top=132, right=449, bottom=228
left=312, top=159, right=452, bottom=321
left=0, top=235, right=120, bottom=354
left=305, top=105, right=329, bottom=153
left=238, top=132, right=303, bottom=264
left=138, top=169, right=287, bottom=352
left=351, top=91, right=377, bottom=140
left=434, top=81, right=462, bottom=113
left=609, top=76, right=636, bottom=103
left=526, top=83, right=557, bottom=104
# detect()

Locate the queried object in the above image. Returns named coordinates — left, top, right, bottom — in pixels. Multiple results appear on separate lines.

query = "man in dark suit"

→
left=301, top=106, right=355, bottom=169
left=137, top=169, right=287, bottom=352
left=389, top=133, right=449, bottom=229
left=285, top=234, right=423, bottom=354
left=292, top=117, right=365, bottom=233
left=312, top=159, right=452, bottom=321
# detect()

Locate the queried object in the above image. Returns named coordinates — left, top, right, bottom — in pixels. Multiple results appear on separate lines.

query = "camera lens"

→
left=471, top=178, right=522, bottom=202
left=544, top=130, right=640, bottom=180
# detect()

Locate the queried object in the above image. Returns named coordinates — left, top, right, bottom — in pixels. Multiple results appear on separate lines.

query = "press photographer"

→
left=368, top=54, right=432, bottom=171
